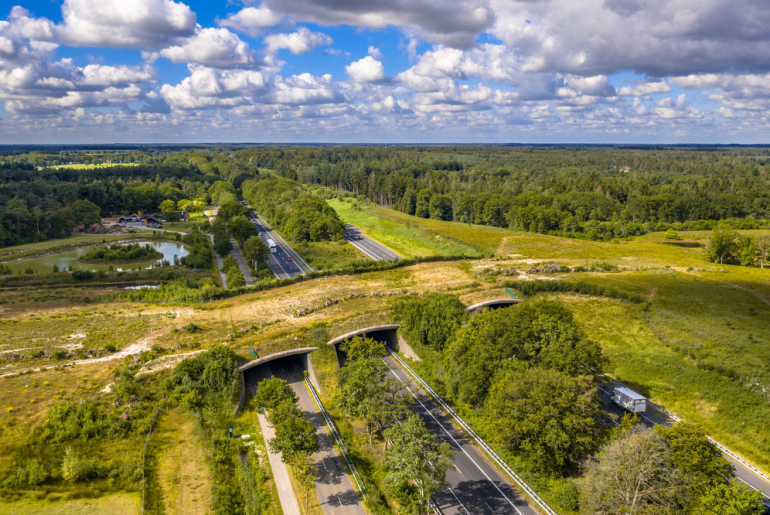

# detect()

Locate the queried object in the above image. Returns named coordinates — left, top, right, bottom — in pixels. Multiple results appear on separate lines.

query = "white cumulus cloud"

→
left=346, top=56, right=387, bottom=83
left=159, top=28, right=259, bottom=68
left=264, top=27, right=332, bottom=55
left=217, top=4, right=284, bottom=37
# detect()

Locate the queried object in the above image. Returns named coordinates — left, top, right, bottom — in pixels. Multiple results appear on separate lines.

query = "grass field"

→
left=145, top=409, right=211, bottom=515
left=0, top=493, right=140, bottom=515
left=295, top=240, right=367, bottom=270
left=327, top=199, right=485, bottom=258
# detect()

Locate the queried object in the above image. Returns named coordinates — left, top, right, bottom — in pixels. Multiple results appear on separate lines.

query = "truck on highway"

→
left=611, top=387, right=647, bottom=413
left=266, top=238, right=277, bottom=253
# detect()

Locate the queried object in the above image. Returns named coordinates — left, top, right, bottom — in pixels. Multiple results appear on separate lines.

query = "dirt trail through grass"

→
left=146, top=409, right=211, bottom=515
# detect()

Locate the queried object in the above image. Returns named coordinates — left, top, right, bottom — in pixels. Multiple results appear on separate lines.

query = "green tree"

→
left=486, top=367, right=603, bottom=473
left=164, top=211, right=180, bottom=223
left=696, top=482, right=765, bottom=515
left=227, top=215, right=258, bottom=248
left=393, top=294, right=467, bottom=351
left=445, top=300, right=604, bottom=406
left=293, top=451, right=317, bottom=509
left=73, top=199, right=101, bottom=227
left=268, top=400, right=319, bottom=465
left=337, top=336, right=409, bottom=444
left=222, top=254, right=238, bottom=274
left=655, top=423, right=733, bottom=497
left=757, top=236, right=770, bottom=269
left=252, top=377, right=297, bottom=414
left=429, top=194, right=453, bottom=221
left=738, top=234, right=757, bottom=266
left=226, top=267, right=246, bottom=288
left=382, top=415, right=454, bottom=515
left=61, top=446, right=82, bottom=482
left=32, top=206, right=44, bottom=237
left=159, top=199, right=176, bottom=212
left=243, top=235, right=269, bottom=272
left=415, top=189, right=432, bottom=218
left=341, top=335, right=386, bottom=361
left=579, top=427, right=686, bottom=515
left=705, top=227, right=738, bottom=265
left=664, top=229, right=680, bottom=240
left=217, top=199, right=247, bottom=221
left=6, top=198, right=29, bottom=235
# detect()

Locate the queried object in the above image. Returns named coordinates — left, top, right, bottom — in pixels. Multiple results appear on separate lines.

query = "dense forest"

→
left=2, top=145, right=770, bottom=248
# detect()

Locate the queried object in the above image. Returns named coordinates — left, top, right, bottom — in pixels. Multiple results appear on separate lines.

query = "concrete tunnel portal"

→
left=465, top=298, right=521, bottom=313
left=326, top=324, right=401, bottom=368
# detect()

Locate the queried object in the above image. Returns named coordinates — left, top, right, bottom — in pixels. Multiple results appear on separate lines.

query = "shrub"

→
left=505, top=279, right=647, bottom=304
left=72, top=269, right=94, bottom=280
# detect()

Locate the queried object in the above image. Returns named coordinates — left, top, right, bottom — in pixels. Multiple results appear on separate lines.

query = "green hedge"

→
left=504, top=279, right=648, bottom=305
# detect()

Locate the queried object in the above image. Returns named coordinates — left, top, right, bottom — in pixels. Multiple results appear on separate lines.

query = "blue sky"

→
left=1, top=0, right=768, bottom=143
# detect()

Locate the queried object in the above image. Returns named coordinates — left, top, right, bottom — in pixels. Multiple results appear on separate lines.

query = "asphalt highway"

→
left=245, top=357, right=367, bottom=515
left=240, top=204, right=305, bottom=280
left=383, top=355, right=537, bottom=515
left=599, top=384, right=770, bottom=503
left=342, top=224, right=400, bottom=261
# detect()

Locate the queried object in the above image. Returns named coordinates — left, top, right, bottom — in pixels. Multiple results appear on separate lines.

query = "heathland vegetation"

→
left=1, top=144, right=770, bottom=515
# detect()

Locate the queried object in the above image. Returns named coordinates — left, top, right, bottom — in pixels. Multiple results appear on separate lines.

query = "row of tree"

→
left=242, top=177, right=345, bottom=243
left=706, top=227, right=770, bottom=266
left=252, top=377, right=319, bottom=508
left=336, top=336, right=454, bottom=514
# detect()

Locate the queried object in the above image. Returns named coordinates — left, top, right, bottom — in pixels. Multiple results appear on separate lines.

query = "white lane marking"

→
left=485, top=501, right=495, bottom=513
left=386, top=361, right=525, bottom=515
left=321, top=459, right=327, bottom=470
left=337, top=495, right=343, bottom=507
left=448, top=486, right=471, bottom=515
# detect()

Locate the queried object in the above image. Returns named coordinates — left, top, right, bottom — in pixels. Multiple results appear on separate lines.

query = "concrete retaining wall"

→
left=306, top=354, right=322, bottom=393
left=235, top=373, right=247, bottom=415
left=395, top=334, right=421, bottom=361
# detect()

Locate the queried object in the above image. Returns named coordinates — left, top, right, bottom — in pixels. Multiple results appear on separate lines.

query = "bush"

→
left=72, top=269, right=94, bottom=280
left=555, top=481, right=580, bottom=511
left=505, top=279, right=647, bottom=304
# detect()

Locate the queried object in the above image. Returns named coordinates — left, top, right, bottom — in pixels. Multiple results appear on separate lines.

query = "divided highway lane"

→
left=245, top=358, right=367, bottom=515
left=248, top=214, right=304, bottom=280
left=599, top=385, right=770, bottom=503
left=383, top=355, right=537, bottom=515
left=342, top=224, right=400, bottom=262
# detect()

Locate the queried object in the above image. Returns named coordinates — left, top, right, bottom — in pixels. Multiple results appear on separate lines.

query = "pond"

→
left=1, top=241, right=189, bottom=274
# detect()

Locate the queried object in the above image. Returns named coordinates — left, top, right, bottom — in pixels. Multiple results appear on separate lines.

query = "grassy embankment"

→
left=294, top=241, right=368, bottom=271
left=327, top=198, right=489, bottom=258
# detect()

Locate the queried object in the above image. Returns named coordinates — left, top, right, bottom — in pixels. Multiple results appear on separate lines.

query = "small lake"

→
left=2, top=241, right=189, bottom=274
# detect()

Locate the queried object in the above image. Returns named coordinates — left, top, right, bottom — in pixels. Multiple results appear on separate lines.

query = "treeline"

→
left=234, top=146, right=770, bottom=240
left=242, top=177, right=344, bottom=243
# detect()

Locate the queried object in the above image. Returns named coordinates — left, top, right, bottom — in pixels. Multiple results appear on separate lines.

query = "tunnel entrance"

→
left=326, top=324, right=400, bottom=368
left=465, top=299, right=521, bottom=314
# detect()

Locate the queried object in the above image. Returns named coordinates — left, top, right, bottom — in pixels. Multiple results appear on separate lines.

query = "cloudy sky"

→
left=1, top=0, right=769, bottom=143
